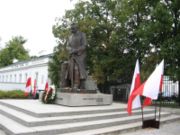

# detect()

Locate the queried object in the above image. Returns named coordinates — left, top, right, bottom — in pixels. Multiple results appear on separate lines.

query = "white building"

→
left=162, top=76, right=179, bottom=97
left=0, top=54, right=52, bottom=91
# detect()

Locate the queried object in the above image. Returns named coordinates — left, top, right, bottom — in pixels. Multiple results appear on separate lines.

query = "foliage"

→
left=49, top=0, right=180, bottom=89
left=0, top=90, right=28, bottom=99
left=48, top=44, right=69, bottom=87
left=0, top=36, right=30, bottom=67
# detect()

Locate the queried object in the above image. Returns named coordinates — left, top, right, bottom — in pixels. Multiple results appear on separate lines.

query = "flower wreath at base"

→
left=41, top=86, right=56, bottom=104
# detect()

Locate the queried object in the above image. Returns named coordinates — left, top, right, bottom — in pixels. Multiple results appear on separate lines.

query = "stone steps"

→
left=0, top=111, right=170, bottom=135
left=0, top=99, right=180, bottom=135
left=60, top=115, right=180, bottom=135
left=0, top=104, right=155, bottom=127
left=0, top=100, right=124, bottom=117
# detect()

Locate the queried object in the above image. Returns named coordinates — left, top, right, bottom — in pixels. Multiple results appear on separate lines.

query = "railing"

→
left=155, top=76, right=179, bottom=107
left=110, top=76, right=179, bottom=107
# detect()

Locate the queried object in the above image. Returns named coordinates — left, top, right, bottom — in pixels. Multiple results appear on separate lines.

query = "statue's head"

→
left=70, top=23, right=79, bottom=34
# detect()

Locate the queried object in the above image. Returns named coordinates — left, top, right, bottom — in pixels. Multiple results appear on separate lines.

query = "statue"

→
left=56, top=24, right=112, bottom=107
left=61, top=23, right=87, bottom=91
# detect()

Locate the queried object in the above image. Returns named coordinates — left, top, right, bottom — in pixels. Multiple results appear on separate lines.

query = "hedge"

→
left=0, top=90, right=28, bottom=99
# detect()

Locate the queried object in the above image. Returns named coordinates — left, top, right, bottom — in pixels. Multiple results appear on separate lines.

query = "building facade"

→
left=0, top=54, right=52, bottom=91
left=162, top=76, right=179, bottom=97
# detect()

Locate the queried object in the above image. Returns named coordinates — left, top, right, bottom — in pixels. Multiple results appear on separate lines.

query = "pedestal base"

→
left=55, top=92, right=113, bottom=106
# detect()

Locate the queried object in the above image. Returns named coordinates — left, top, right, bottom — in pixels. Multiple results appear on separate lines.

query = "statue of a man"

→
left=64, top=23, right=87, bottom=90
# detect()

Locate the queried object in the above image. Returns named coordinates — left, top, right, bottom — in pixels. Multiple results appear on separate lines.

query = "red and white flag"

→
left=24, top=77, right=32, bottom=96
left=32, top=79, right=37, bottom=97
left=132, top=60, right=164, bottom=106
left=127, top=59, right=141, bottom=115
left=44, top=81, right=49, bottom=92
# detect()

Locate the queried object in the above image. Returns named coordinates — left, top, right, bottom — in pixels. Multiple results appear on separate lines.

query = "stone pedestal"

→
left=55, top=92, right=113, bottom=106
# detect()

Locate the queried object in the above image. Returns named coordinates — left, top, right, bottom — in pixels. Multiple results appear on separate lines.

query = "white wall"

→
left=0, top=55, right=50, bottom=91
left=0, top=83, right=25, bottom=91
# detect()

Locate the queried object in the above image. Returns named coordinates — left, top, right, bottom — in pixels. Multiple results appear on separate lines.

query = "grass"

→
left=0, top=90, right=28, bottom=99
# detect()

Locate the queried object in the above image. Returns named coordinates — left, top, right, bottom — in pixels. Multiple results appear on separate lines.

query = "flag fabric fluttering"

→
left=32, top=79, right=37, bottom=97
left=45, top=81, right=49, bottom=92
left=44, top=81, right=50, bottom=101
left=24, top=77, right=32, bottom=96
left=132, top=60, right=164, bottom=107
left=127, top=59, right=141, bottom=115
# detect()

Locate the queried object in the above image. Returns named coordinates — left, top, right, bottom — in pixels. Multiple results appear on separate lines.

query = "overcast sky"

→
left=0, top=0, right=78, bottom=56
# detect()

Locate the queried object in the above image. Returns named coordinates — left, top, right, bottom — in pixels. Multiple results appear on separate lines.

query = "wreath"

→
left=41, top=86, right=56, bottom=104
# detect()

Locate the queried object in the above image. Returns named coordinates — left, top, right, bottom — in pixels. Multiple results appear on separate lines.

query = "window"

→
left=41, top=75, right=44, bottom=84
left=10, top=75, right=12, bottom=82
left=35, top=72, right=39, bottom=83
left=4, top=75, right=6, bottom=82
left=6, top=75, right=8, bottom=82
left=14, top=74, right=16, bottom=82
left=19, top=74, right=22, bottom=83
left=25, top=73, right=28, bottom=82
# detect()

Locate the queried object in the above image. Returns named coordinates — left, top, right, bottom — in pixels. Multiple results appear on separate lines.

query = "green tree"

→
left=0, top=36, right=30, bottom=67
left=133, top=0, right=180, bottom=81
left=50, top=0, right=179, bottom=92
left=48, top=43, right=69, bottom=88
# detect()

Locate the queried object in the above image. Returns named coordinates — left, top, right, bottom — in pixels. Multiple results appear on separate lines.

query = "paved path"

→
left=120, top=120, right=180, bottom=135
left=0, top=130, right=6, bottom=135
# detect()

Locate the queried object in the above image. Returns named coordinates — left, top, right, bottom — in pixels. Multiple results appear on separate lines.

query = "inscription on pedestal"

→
left=55, top=92, right=112, bottom=106
left=57, top=98, right=63, bottom=101
left=83, top=98, right=103, bottom=103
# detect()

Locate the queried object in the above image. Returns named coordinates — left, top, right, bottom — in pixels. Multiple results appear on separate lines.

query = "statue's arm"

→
left=66, top=37, right=74, bottom=55
left=77, top=33, right=87, bottom=55
left=67, top=33, right=87, bottom=55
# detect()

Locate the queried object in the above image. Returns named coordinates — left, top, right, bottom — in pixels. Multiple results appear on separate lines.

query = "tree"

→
left=0, top=36, right=30, bottom=67
left=133, top=0, right=180, bottom=81
left=50, top=0, right=179, bottom=93
left=48, top=43, right=69, bottom=88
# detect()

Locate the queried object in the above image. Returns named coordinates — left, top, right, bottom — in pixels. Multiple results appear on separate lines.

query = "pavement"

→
left=0, top=130, right=5, bottom=135
left=120, top=120, right=180, bottom=135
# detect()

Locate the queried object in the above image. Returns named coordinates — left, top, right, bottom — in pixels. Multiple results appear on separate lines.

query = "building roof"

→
left=0, top=53, right=53, bottom=72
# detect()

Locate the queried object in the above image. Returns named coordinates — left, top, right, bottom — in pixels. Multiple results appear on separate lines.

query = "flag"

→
left=44, top=81, right=49, bottom=102
left=32, top=79, right=37, bottom=97
left=24, top=77, right=31, bottom=96
left=45, top=81, right=49, bottom=92
left=127, top=59, right=141, bottom=115
left=132, top=60, right=164, bottom=106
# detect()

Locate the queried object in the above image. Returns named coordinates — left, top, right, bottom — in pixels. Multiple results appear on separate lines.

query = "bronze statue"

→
left=61, top=23, right=87, bottom=91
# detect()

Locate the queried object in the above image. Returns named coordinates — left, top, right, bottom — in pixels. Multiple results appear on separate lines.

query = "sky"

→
left=0, top=0, right=78, bottom=56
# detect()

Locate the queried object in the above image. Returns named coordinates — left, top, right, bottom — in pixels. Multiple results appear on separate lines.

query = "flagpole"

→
left=141, top=96, right=144, bottom=122
left=154, top=100, right=157, bottom=120
left=159, top=93, right=162, bottom=124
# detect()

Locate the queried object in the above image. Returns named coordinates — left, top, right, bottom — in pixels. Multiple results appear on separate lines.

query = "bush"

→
left=0, top=90, right=28, bottom=99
